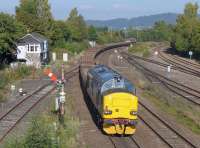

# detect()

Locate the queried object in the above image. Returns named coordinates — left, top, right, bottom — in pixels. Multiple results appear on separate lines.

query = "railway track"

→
left=158, top=49, right=200, bottom=77
left=96, top=47, right=174, bottom=147
left=0, top=66, right=79, bottom=142
left=138, top=101, right=197, bottom=148
left=83, top=42, right=200, bottom=147
left=95, top=45, right=200, bottom=147
left=108, top=136, right=140, bottom=148
left=122, top=53, right=200, bottom=106
left=118, top=53, right=199, bottom=147
left=168, top=54, right=200, bottom=69
left=78, top=42, right=142, bottom=148
left=97, top=46, right=173, bottom=148
left=122, top=52, right=200, bottom=78
left=128, top=136, right=141, bottom=148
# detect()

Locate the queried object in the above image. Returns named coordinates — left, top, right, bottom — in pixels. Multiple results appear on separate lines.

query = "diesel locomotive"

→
left=83, top=65, right=138, bottom=135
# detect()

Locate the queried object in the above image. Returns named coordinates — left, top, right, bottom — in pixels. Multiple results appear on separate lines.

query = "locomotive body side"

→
left=86, top=65, right=138, bottom=135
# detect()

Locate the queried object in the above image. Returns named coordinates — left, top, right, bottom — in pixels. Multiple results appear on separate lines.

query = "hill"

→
left=87, top=13, right=178, bottom=29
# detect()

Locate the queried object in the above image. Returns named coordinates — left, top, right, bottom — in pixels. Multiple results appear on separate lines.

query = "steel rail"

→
left=158, top=50, right=200, bottom=77
left=96, top=45, right=198, bottom=148
left=123, top=55, right=200, bottom=105
left=121, top=52, right=200, bottom=78
left=0, top=66, right=79, bottom=142
left=138, top=101, right=197, bottom=148
left=168, top=54, right=200, bottom=69
left=122, top=55, right=198, bottom=148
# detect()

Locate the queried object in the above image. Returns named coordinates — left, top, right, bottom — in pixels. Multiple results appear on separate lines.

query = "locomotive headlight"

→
left=130, top=110, right=137, bottom=115
left=104, top=106, right=112, bottom=115
left=104, top=110, right=112, bottom=115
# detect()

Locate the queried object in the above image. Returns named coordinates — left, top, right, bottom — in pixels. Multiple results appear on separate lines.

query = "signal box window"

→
left=35, top=46, right=39, bottom=52
left=30, top=46, right=34, bottom=52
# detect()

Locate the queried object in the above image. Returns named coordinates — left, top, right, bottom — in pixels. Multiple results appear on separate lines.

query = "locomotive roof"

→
left=88, top=65, right=134, bottom=93
left=89, top=65, right=120, bottom=83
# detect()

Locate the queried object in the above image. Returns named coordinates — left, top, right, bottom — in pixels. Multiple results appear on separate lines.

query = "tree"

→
left=51, top=20, right=70, bottom=47
left=173, top=2, right=200, bottom=52
left=16, top=0, right=53, bottom=37
left=66, top=8, right=87, bottom=41
left=88, top=25, right=98, bottom=41
left=153, top=21, right=173, bottom=41
left=0, top=13, right=25, bottom=54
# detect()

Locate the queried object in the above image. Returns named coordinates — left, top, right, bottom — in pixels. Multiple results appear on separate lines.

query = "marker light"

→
left=130, top=110, right=137, bottom=115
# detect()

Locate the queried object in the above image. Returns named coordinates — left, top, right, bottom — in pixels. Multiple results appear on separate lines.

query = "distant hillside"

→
left=87, top=13, right=178, bottom=29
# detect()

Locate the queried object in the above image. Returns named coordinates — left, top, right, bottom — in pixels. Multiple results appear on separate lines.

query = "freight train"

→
left=81, top=65, right=138, bottom=135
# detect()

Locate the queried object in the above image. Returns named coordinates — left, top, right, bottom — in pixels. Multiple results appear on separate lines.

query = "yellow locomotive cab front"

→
left=102, top=92, right=138, bottom=135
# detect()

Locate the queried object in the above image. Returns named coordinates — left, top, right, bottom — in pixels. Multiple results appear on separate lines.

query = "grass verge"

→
left=0, top=65, right=36, bottom=102
left=128, top=42, right=156, bottom=57
left=141, top=84, right=200, bottom=135
left=129, top=52, right=200, bottom=135
left=4, top=95, right=80, bottom=148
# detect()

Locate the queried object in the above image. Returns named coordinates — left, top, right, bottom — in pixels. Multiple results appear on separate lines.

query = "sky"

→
left=0, top=0, right=200, bottom=20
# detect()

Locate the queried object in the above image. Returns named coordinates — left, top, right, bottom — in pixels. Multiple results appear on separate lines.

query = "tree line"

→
left=0, top=0, right=123, bottom=62
left=0, top=0, right=88, bottom=55
left=128, top=2, right=200, bottom=57
left=1, top=1, right=199, bottom=61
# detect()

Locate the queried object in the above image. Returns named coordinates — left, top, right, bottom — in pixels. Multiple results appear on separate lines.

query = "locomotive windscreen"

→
left=88, top=65, right=135, bottom=94
left=101, top=78, right=133, bottom=93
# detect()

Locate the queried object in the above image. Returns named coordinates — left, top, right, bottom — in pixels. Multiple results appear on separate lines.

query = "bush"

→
left=0, top=73, right=9, bottom=89
left=52, top=41, right=89, bottom=55
left=24, top=118, right=55, bottom=148
left=65, top=41, right=88, bottom=54
left=143, top=49, right=150, bottom=57
left=5, top=116, right=55, bottom=148
left=96, top=32, right=122, bottom=44
left=0, top=65, right=35, bottom=101
left=128, top=42, right=154, bottom=57
left=16, top=65, right=33, bottom=78
left=5, top=110, right=80, bottom=148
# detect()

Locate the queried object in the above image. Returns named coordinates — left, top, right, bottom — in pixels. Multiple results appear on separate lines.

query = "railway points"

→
left=123, top=51, right=200, bottom=78
left=161, top=49, right=200, bottom=68
left=122, top=55, right=200, bottom=105
left=121, top=51, right=200, bottom=106
left=158, top=48, right=200, bottom=77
